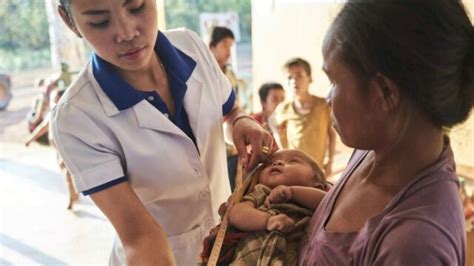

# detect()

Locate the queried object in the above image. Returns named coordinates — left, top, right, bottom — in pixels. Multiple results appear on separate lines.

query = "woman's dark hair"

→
left=209, top=26, right=235, bottom=47
left=59, top=0, right=72, bottom=20
left=325, top=0, right=474, bottom=128
left=258, top=82, right=284, bottom=103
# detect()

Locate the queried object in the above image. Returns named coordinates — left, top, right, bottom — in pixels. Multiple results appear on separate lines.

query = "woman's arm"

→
left=90, top=182, right=176, bottom=266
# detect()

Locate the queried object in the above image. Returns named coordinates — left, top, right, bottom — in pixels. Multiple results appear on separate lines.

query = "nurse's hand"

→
left=232, top=115, right=273, bottom=172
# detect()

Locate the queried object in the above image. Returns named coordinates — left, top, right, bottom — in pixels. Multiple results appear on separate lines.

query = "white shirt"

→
left=51, top=28, right=233, bottom=265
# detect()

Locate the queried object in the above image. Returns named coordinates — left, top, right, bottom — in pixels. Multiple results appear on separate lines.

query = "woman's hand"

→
left=264, top=185, right=293, bottom=208
left=232, top=115, right=273, bottom=171
left=266, top=214, right=295, bottom=232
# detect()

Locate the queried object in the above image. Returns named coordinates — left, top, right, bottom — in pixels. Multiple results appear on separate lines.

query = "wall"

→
left=251, top=0, right=343, bottom=108
left=251, top=0, right=474, bottom=176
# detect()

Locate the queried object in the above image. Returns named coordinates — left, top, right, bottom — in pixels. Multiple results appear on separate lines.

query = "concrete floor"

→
left=0, top=142, right=114, bottom=265
left=0, top=77, right=114, bottom=265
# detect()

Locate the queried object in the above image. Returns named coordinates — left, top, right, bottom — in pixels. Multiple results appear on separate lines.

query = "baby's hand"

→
left=264, top=185, right=292, bottom=207
left=266, top=214, right=295, bottom=232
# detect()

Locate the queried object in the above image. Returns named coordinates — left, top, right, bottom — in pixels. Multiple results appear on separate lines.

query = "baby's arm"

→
left=228, top=200, right=295, bottom=232
left=266, top=185, right=326, bottom=210
left=228, top=201, right=270, bottom=231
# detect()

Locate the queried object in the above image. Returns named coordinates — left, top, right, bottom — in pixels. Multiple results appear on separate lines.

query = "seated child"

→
left=200, top=149, right=329, bottom=265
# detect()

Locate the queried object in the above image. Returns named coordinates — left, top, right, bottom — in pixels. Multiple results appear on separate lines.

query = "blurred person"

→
left=209, top=26, right=250, bottom=110
left=253, top=82, right=285, bottom=130
left=272, top=58, right=336, bottom=176
left=53, top=0, right=272, bottom=265
left=26, top=63, right=75, bottom=143
left=209, top=26, right=250, bottom=191
left=0, top=72, right=12, bottom=111
left=299, top=0, right=473, bottom=264
left=25, top=88, right=79, bottom=209
left=26, top=78, right=56, bottom=144
left=252, top=82, right=285, bottom=151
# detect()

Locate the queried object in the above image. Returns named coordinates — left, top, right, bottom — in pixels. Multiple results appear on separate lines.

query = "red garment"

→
left=251, top=112, right=278, bottom=152
left=200, top=225, right=249, bottom=265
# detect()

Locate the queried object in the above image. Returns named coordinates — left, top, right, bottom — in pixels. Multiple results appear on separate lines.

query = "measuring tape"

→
left=207, top=164, right=263, bottom=266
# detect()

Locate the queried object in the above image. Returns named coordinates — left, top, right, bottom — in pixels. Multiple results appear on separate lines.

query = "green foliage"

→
left=165, top=0, right=251, bottom=42
left=0, top=48, right=51, bottom=72
left=0, top=0, right=51, bottom=71
left=0, top=0, right=50, bottom=51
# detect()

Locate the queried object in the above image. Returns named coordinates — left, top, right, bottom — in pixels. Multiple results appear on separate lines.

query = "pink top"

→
left=298, top=139, right=465, bottom=265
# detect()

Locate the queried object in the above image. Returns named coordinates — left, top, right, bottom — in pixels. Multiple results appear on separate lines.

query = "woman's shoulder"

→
left=162, top=28, right=216, bottom=69
left=386, top=168, right=462, bottom=220
left=162, top=28, right=204, bottom=53
left=372, top=150, right=464, bottom=241
left=57, top=63, right=95, bottom=106
left=53, top=62, right=111, bottom=122
left=162, top=27, right=196, bottom=38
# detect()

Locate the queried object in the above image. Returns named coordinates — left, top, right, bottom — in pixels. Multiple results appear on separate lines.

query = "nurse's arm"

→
left=224, top=103, right=273, bottom=171
left=90, top=182, right=176, bottom=266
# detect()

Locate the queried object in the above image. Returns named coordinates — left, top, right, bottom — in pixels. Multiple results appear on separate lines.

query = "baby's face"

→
left=258, top=150, right=317, bottom=189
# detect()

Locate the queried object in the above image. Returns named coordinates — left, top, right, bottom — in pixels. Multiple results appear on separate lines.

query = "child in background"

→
left=200, top=149, right=328, bottom=265
left=271, top=58, right=336, bottom=176
left=252, top=83, right=285, bottom=151
left=25, top=88, right=79, bottom=210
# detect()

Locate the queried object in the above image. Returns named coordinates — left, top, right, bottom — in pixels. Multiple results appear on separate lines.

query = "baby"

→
left=200, top=149, right=328, bottom=265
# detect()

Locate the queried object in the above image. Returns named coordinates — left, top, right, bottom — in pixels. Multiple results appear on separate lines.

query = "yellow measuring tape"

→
left=207, top=164, right=263, bottom=266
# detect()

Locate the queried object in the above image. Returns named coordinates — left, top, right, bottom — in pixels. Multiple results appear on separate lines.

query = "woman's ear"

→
left=372, top=73, right=400, bottom=112
left=58, top=6, right=82, bottom=38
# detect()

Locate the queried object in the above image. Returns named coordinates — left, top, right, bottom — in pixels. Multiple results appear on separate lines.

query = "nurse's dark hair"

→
left=209, top=26, right=235, bottom=48
left=325, top=0, right=474, bottom=128
left=59, top=0, right=72, bottom=19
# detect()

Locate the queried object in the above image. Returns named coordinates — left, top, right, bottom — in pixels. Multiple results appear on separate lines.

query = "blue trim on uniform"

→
left=92, top=31, right=197, bottom=143
left=92, top=55, right=145, bottom=110
left=82, top=176, right=128, bottom=195
left=92, top=32, right=196, bottom=112
left=222, top=89, right=236, bottom=116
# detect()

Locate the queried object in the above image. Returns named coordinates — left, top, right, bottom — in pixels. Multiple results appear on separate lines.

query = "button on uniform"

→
left=204, top=219, right=214, bottom=229
left=194, top=166, right=201, bottom=176
left=147, top=95, right=155, bottom=101
left=199, top=191, right=210, bottom=200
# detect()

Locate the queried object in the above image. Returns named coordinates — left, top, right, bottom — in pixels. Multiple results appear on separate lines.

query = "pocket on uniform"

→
left=168, top=225, right=203, bottom=249
left=168, top=226, right=204, bottom=265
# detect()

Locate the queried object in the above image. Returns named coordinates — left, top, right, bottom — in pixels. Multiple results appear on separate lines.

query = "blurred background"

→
left=0, top=0, right=473, bottom=264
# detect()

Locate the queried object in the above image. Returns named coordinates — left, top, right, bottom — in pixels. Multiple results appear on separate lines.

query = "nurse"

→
left=52, top=0, right=273, bottom=265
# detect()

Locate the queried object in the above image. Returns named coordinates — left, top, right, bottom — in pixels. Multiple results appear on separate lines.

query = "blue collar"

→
left=92, top=31, right=197, bottom=111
